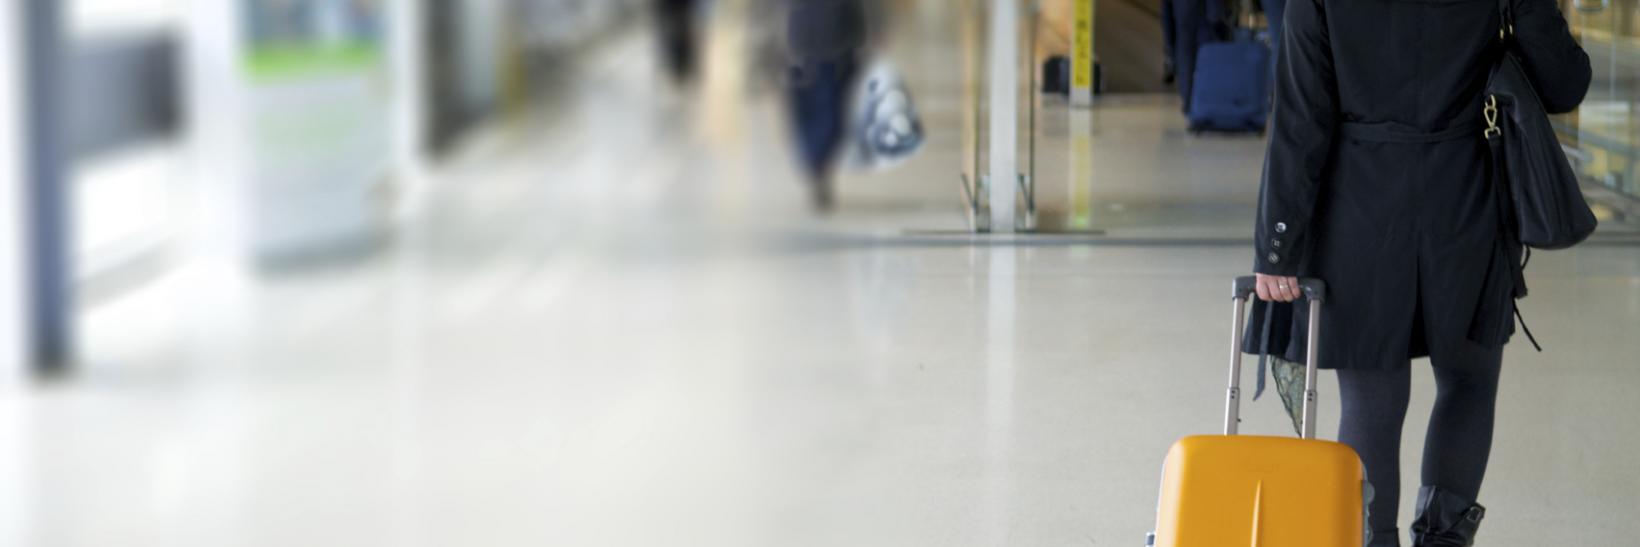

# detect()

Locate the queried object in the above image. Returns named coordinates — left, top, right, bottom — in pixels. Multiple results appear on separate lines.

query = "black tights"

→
left=1337, top=343, right=1503, bottom=541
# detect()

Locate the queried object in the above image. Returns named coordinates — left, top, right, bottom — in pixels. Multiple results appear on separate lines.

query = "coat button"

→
left=1268, top=253, right=1281, bottom=264
left=1275, top=222, right=1288, bottom=234
left=1271, top=239, right=1282, bottom=249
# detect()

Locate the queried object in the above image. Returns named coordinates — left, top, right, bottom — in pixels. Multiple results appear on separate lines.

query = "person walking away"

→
left=1167, top=0, right=1228, bottom=113
left=784, top=0, right=869, bottom=211
left=1162, top=0, right=1177, bottom=84
left=1250, top=0, right=1589, bottom=545
left=655, top=0, right=701, bottom=86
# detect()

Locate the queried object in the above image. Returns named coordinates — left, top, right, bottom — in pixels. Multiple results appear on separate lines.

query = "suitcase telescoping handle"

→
left=1225, top=276, right=1327, bottom=439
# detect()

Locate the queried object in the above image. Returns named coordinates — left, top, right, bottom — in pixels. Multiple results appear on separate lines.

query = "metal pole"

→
left=1024, top=1, right=1039, bottom=230
left=1300, top=298, right=1323, bottom=439
left=987, top=0, right=1018, bottom=233
left=21, top=0, right=72, bottom=374
left=1225, top=296, right=1248, bottom=435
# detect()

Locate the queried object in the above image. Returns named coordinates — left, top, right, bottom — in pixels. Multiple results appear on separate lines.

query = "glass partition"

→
left=1560, top=0, right=1640, bottom=226
left=956, top=0, right=1044, bottom=233
left=959, top=0, right=992, bottom=231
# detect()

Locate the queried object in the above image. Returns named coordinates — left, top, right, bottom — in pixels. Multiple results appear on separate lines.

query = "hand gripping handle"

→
left=1232, top=276, right=1327, bottom=303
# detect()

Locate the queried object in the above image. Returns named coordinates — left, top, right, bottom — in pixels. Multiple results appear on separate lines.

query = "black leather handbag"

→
left=1484, top=0, right=1598, bottom=250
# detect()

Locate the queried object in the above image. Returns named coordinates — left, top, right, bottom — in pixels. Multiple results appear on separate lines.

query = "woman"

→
left=1251, top=1, right=1588, bottom=546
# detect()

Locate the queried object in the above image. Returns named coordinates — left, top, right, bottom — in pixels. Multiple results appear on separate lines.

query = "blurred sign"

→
left=1071, top=0, right=1094, bottom=106
left=242, top=0, right=383, bottom=82
left=239, top=0, right=391, bottom=262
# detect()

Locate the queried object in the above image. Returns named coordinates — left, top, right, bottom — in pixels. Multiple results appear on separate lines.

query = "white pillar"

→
left=987, top=0, right=1019, bottom=233
left=389, top=0, right=429, bottom=218
left=184, top=0, right=249, bottom=261
left=1068, top=109, right=1095, bottom=230
left=0, top=0, right=24, bottom=385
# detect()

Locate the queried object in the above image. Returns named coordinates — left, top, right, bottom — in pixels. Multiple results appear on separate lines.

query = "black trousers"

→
left=786, top=59, right=858, bottom=181
left=1337, top=342, right=1503, bottom=543
left=654, top=0, right=700, bottom=83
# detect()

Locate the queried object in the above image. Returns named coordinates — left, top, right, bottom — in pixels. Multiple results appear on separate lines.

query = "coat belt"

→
left=1339, top=122, right=1485, bottom=143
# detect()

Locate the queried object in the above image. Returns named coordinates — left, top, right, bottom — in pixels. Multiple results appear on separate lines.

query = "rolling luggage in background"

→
left=1042, top=55, right=1103, bottom=97
left=1186, top=33, right=1271, bottom=133
left=1148, top=277, right=1366, bottom=547
left=1043, top=55, right=1070, bottom=95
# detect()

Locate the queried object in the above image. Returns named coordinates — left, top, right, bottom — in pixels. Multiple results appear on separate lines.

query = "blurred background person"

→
left=654, top=0, right=704, bottom=86
left=1166, top=0, right=1228, bottom=114
left=1161, top=0, right=1177, bottom=85
left=783, top=0, right=869, bottom=211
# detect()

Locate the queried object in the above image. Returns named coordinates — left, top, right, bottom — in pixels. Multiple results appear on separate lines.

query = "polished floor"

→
left=6, top=11, right=1640, bottom=547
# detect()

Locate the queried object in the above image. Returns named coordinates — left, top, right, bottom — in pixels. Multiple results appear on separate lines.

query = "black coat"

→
left=1251, top=0, right=1590, bottom=370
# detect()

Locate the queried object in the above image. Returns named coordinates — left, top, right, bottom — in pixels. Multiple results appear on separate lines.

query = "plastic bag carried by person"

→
left=844, top=61, right=924, bottom=170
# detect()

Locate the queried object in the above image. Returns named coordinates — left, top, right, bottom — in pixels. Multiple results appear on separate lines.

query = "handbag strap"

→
left=1486, top=0, right=1545, bottom=352
left=1485, top=0, right=1514, bottom=139
left=1485, top=131, right=1544, bottom=352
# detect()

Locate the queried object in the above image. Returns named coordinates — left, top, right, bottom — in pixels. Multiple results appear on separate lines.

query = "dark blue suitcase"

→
left=1187, top=37, right=1271, bottom=133
left=1042, top=55, right=1070, bottom=95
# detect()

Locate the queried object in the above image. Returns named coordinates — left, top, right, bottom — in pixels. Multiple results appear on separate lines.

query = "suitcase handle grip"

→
left=1225, top=276, right=1325, bottom=439
left=1232, top=276, right=1326, bottom=303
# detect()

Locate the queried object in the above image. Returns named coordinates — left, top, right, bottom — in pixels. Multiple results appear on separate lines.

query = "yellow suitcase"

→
left=1149, top=277, right=1365, bottom=547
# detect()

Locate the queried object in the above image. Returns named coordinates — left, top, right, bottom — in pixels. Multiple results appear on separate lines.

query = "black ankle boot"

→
left=1409, top=486, right=1486, bottom=546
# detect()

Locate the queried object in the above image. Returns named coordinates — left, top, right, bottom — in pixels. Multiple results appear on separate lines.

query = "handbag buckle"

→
left=1484, top=95, right=1501, bottom=139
